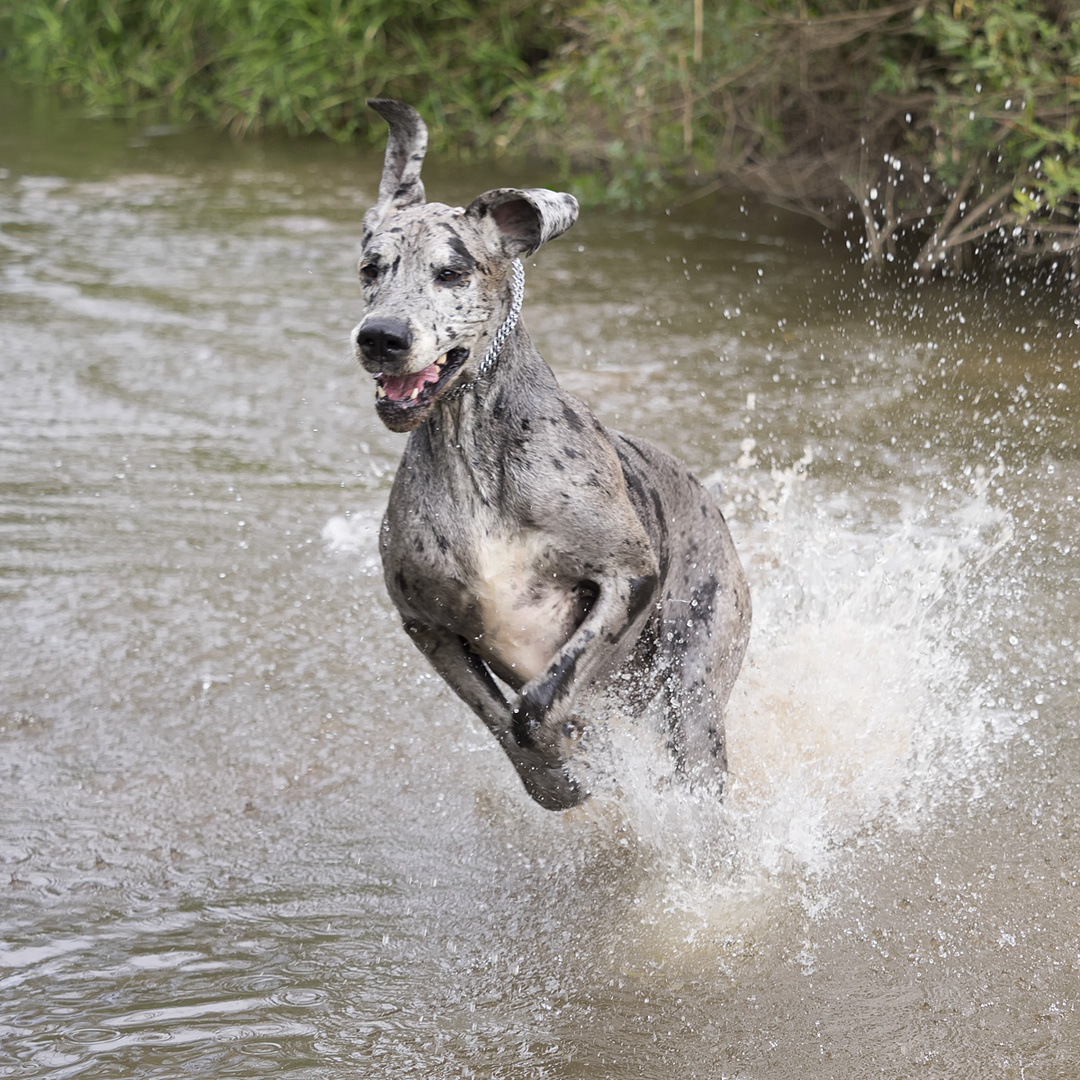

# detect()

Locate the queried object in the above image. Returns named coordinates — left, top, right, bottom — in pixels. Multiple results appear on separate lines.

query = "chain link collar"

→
left=446, top=258, right=525, bottom=399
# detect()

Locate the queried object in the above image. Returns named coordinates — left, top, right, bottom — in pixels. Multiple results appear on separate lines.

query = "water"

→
left=2, top=84, right=1079, bottom=1078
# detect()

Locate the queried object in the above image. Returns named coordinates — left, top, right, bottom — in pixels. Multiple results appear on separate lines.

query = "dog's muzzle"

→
left=353, top=317, right=470, bottom=431
left=374, top=349, right=468, bottom=405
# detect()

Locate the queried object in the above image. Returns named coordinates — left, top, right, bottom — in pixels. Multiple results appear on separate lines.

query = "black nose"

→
left=356, top=317, right=412, bottom=363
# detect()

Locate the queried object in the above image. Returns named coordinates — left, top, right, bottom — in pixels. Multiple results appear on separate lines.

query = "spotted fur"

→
left=352, top=100, right=751, bottom=809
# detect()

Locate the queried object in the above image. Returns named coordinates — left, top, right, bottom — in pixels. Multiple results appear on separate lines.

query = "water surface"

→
left=2, top=85, right=1079, bottom=1078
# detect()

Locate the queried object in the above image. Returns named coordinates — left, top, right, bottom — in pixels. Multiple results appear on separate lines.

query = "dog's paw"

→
left=513, top=753, right=588, bottom=811
left=511, top=695, right=585, bottom=754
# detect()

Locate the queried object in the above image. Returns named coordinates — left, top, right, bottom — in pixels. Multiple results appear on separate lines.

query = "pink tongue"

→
left=380, top=364, right=441, bottom=402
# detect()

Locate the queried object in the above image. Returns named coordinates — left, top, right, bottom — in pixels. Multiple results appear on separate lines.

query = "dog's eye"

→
left=360, top=263, right=380, bottom=282
left=436, top=267, right=465, bottom=284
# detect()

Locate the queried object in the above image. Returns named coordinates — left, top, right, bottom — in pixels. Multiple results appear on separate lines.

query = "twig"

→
left=914, top=157, right=979, bottom=272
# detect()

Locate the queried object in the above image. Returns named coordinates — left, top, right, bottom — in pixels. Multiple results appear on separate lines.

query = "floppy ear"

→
left=363, top=99, right=428, bottom=236
left=465, top=188, right=579, bottom=258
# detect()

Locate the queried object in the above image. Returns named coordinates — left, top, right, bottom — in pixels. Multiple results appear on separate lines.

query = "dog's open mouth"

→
left=374, top=347, right=468, bottom=416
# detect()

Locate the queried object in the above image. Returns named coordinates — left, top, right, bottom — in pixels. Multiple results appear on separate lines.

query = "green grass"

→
left=2, top=0, right=1078, bottom=277
left=0, top=0, right=566, bottom=147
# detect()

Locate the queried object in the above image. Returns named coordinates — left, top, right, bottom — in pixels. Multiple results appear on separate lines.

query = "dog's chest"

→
left=460, top=529, right=583, bottom=684
left=387, top=513, right=583, bottom=687
left=387, top=429, right=596, bottom=686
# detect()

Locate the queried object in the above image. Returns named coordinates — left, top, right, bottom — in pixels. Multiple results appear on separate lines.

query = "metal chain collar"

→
left=447, top=258, right=525, bottom=399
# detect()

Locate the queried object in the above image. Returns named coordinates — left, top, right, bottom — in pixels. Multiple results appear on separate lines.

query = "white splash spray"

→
left=564, top=451, right=1016, bottom=945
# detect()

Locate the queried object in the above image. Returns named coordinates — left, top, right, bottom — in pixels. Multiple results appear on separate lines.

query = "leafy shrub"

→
left=3, top=0, right=1078, bottom=276
left=0, top=0, right=567, bottom=147
left=515, top=0, right=1080, bottom=275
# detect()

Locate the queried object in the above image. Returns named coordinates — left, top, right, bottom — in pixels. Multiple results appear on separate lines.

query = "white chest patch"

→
left=471, top=530, right=581, bottom=685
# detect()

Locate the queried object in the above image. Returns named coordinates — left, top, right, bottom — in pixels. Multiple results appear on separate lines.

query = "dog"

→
left=351, top=100, right=750, bottom=810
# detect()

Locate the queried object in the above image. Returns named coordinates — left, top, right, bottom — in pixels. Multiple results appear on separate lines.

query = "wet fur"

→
left=353, top=100, right=751, bottom=809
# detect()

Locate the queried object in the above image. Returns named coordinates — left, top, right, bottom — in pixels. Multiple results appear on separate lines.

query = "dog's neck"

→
left=409, top=320, right=561, bottom=492
left=446, top=258, right=526, bottom=400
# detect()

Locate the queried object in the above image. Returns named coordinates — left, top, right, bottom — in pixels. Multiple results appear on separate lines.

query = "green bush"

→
left=903, top=0, right=1080, bottom=273
left=511, top=0, right=1080, bottom=275
left=3, top=0, right=1078, bottom=276
left=0, top=0, right=567, bottom=146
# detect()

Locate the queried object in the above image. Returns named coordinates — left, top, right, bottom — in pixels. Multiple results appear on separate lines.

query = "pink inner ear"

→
left=490, top=200, right=538, bottom=244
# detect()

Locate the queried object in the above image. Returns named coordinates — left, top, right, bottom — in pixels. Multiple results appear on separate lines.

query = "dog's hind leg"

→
left=659, top=570, right=750, bottom=794
left=663, top=668, right=728, bottom=792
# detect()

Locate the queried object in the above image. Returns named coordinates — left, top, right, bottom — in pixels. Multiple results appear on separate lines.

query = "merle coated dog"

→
left=352, top=100, right=750, bottom=809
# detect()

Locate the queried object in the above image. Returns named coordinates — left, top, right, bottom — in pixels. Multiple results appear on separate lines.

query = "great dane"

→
left=352, top=99, right=750, bottom=809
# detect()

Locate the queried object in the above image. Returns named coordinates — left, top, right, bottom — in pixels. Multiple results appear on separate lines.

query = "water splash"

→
left=324, top=448, right=1019, bottom=962
left=554, top=452, right=1017, bottom=948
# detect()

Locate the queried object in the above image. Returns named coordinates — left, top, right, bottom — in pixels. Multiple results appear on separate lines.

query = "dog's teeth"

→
left=410, top=387, right=421, bottom=400
left=376, top=385, right=386, bottom=399
left=435, top=354, right=447, bottom=366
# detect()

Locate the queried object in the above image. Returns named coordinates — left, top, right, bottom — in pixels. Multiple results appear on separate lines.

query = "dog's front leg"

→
left=403, top=620, right=586, bottom=809
left=403, top=620, right=512, bottom=740
left=512, top=568, right=658, bottom=750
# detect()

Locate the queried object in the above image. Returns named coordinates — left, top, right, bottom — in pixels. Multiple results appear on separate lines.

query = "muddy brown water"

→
left=2, top=85, right=1079, bottom=1078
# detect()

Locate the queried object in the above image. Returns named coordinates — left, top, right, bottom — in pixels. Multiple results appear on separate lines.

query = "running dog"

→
left=352, top=99, right=750, bottom=809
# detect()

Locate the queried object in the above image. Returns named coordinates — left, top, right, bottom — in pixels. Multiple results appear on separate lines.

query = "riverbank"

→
left=2, top=0, right=1077, bottom=281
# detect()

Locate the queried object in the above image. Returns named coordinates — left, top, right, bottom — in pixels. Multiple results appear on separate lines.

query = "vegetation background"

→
left=1, top=0, right=1078, bottom=279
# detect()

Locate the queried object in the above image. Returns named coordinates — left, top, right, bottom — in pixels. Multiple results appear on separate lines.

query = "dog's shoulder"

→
left=504, top=386, right=628, bottom=500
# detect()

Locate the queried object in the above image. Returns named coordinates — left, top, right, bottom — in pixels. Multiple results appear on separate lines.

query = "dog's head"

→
left=352, top=100, right=578, bottom=433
